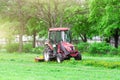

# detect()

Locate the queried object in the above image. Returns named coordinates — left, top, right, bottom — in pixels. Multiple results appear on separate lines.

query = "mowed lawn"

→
left=0, top=53, right=120, bottom=80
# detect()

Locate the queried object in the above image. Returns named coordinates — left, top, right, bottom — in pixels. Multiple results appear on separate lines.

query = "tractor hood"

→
left=61, top=41, right=74, bottom=51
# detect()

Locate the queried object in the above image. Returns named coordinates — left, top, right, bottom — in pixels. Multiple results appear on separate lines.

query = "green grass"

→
left=0, top=53, right=120, bottom=80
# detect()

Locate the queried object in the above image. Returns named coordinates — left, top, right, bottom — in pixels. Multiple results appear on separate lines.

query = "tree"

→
left=64, top=0, right=90, bottom=42
left=26, top=17, right=46, bottom=48
left=101, top=0, right=120, bottom=48
left=33, top=0, right=75, bottom=28
left=1, top=0, right=35, bottom=52
left=0, top=0, right=18, bottom=44
left=0, top=20, right=17, bottom=44
left=89, top=0, right=120, bottom=48
left=26, top=0, right=77, bottom=47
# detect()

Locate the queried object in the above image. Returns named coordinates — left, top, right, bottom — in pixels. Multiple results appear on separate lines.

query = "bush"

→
left=109, top=47, right=118, bottom=55
left=77, top=42, right=119, bottom=55
left=77, top=42, right=89, bottom=52
left=32, top=46, right=44, bottom=54
left=88, top=42, right=119, bottom=55
left=118, top=46, right=120, bottom=55
left=5, top=42, right=44, bottom=53
left=23, top=43, right=33, bottom=53
left=88, top=42, right=111, bottom=54
left=5, top=43, right=19, bottom=53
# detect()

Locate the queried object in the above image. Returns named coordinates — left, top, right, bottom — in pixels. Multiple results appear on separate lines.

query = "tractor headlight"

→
left=53, top=44, right=56, bottom=47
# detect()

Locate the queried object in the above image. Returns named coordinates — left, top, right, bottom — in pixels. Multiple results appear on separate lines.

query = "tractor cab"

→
left=49, top=28, right=71, bottom=44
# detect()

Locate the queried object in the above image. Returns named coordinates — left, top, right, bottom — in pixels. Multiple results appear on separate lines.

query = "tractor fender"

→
left=70, top=51, right=79, bottom=57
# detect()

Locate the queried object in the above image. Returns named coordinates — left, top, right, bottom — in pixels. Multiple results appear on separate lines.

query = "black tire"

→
left=64, top=56, right=71, bottom=60
left=43, top=47, right=50, bottom=62
left=74, top=53, right=82, bottom=60
left=56, top=53, right=63, bottom=63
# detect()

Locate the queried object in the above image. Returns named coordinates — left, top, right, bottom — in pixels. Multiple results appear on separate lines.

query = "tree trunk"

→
left=18, top=32, right=23, bottom=53
left=79, top=34, right=87, bottom=42
left=18, top=24, right=24, bottom=53
left=105, top=37, right=111, bottom=43
left=84, top=35, right=87, bottom=42
left=33, top=31, right=36, bottom=48
left=114, top=29, right=119, bottom=48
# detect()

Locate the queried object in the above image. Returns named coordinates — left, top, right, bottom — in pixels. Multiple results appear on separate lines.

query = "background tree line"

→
left=0, top=0, right=120, bottom=53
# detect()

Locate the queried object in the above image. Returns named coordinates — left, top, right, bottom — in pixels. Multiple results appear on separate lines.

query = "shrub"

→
left=88, top=42, right=111, bottom=54
left=32, top=46, right=44, bottom=54
left=5, top=43, right=19, bottom=53
left=77, top=42, right=120, bottom=55
left=23, top=43, right=32, bottom=53
left=77, top=42, right=89, bottom=52
left=5, top=42, right=44, bottom=53
left=109, top=47, right=118, bottom=55
left=118, top=46, right=120, bottom=55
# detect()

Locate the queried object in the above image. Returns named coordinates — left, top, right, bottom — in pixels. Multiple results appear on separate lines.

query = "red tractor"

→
left=43, top=28, right=82, bottom=63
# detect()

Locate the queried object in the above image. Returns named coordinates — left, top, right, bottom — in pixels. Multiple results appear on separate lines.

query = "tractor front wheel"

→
left=74, top=53, right=82, bottom=60
left=43, top=48, right=50, bottom=62
left=56, top=53, right=63, bottom=63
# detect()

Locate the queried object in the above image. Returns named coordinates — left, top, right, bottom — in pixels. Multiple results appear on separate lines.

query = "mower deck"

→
left=35, top=56, right=44, bottom=62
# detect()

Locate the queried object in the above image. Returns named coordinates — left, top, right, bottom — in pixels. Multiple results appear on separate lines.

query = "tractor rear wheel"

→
left=56, top=53, right=63, bottom=63
left=74, top=53, right=82, bottom=60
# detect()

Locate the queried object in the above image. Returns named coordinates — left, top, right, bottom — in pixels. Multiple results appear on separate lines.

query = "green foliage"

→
left=88, top=42, right=111, bottom=54
left=100, top=0, right=120, bottom=36
left=5, top=43, right=19, bottom=53
left=109, top=47, right=118, bottom=55
left=88, top=42, right=119, bottom=55
left=64, top=3, right=90, bottom=42
left=77, top=42, right=89, bottom=52
left=77, top=42, right=119, bottom=55
left=23, top=43, right=33, bottom=53
left=26, top=18, right=47, bottom=37
left=118, top=46, right=120, bottom=55
left=4, top=42, right=44, bottom=53
left=32, top=46, right=44, bottom=54
left=89, top=0, right=120, bottom=48
left=1, top=0, right=120, bottom=52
